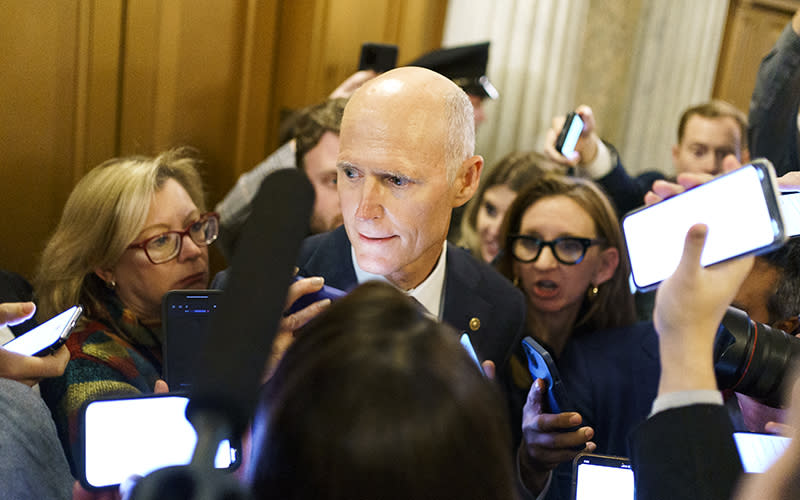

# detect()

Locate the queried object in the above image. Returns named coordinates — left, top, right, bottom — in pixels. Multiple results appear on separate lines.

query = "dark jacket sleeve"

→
left=749, top=22, right=800, bottom=177
left=630, top=404, right=743, bottom=500
left=594, top=143, right=664, bottom=217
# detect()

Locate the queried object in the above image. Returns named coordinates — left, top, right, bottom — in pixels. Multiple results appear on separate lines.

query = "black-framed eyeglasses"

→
left=128, top=212, right=219, bottom=265
left=507, top=234, right=605, bottom=265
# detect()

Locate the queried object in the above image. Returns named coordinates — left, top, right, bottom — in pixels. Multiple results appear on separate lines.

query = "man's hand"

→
left=654, top=224, right=754, bottom=395
left=0, top=301, right=35, bottom=328
left=543, top=105, right=600, bottom=166
left=518, top=378, right=596, bottom=493
left=0, top=301, right=71, bottom=385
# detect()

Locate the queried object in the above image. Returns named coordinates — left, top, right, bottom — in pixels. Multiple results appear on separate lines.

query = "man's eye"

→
left=388, top=176, right=409, bottom=187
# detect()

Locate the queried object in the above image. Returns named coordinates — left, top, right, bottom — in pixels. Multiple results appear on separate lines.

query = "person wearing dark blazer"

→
left=296, top=225, right=526, bottom=420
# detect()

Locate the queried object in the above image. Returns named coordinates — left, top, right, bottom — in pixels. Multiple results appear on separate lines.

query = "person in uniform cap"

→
left=409, top=41, right=498, bottom=128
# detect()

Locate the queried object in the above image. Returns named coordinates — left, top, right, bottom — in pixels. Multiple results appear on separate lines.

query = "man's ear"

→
left=592, top=247, right=619, bottom=286
left=671, top=143, right=680, bottom=168
left=452, top=155, right=484, bottom=208
left=740, top=147, right=751, bottom=164
left=774, top=316, right=800, bottom=335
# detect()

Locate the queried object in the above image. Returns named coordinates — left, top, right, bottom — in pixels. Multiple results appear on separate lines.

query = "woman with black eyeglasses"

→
left=495, top=174, right=641, bottom=499
left=33, top=147, right=218, bottom=473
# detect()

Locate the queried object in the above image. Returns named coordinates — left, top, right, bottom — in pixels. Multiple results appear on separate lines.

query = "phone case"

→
left=2, top=304, right=83, bottom=356
left=161, top=290, right=223, bottom=390
left=521, top=336, right=576, bottom=415
left=555, top=111, right=583, bottom=156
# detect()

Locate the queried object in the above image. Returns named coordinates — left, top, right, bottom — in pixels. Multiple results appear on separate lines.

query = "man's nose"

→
left=354, top=177, right=384, bottom=221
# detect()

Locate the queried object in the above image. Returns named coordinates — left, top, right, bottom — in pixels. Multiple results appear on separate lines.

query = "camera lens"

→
left=713, top=306, right=800, bottom=407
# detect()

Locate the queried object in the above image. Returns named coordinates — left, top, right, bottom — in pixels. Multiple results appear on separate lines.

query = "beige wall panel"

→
left=714, top=0, right=795, bottom=113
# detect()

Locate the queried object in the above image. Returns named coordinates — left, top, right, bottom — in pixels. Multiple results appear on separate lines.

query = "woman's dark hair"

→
left=249, top=281, right=516, bottom=500
left=496, top=175, right=635, bottom=332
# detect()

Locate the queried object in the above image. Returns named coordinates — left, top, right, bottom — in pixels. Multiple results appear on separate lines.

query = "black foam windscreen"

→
left=186, top=168, right=314, bottom=437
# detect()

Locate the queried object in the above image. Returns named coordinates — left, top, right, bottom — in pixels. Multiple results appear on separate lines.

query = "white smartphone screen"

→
left=779, top=191, right=800, bottom=237
left=734, top=432, right=791, bottom=473
left=2, top=305, right=83, bottom=356
left=572, top=455, right=634, bottom=500
left=82, top=395, right=238, bottom=489
left=560, top=114, right=584, bottom=157
left=623, top=162, right=785, bottom=291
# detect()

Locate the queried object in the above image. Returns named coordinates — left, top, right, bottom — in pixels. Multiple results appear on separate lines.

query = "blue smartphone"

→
left=521, top=336, right=576, bottom=415
left=459, top=332, right=483, bottom=373
left=286, top=276, right=347, bottom=314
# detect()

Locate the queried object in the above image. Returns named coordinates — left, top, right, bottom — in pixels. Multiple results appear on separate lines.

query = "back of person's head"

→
left=677, top=99, right=748, bottom=149
left=497, top=175, right=635, bottom=331
left=757, top=238, right=800, bottom=326
left=34, top=147, right=205, bottom=321
left=459, top=151, right=564, bottom=257
left=293, top=98, right=348, bottom=170
left=249, top=281, right=516, bottom=500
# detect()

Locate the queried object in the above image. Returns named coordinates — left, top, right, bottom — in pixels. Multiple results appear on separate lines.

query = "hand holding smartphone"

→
left=623, top=160, right=786, bottom=291
left=555, top=111, right=585, bottom=158
left=286, top=276, right=347, bottom=315
left=2, top=305, right=83, bottom=356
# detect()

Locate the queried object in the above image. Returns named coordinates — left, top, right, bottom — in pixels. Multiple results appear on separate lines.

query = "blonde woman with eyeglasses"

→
left=34, top=148, right=217, bottom=473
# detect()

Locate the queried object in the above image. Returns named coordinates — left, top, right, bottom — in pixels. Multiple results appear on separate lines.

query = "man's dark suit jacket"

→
left=297, top=226, right=528, bottom=439
left=630, top=404, right=743, bottom=500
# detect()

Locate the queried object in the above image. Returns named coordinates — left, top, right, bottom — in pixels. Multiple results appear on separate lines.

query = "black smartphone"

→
left=733, top=431, right=791, bottom=473
left=162, top=290, right=222, bottom=391
left=571, top=453, right=634, bottom=500
left=623, top=159, right=787, bottom=292
left=555, top=111, right=584, bottom=157
left=521, top=336, right=576, bottom=415
left=80, top=393, right=240, bottom=490
left=358, top=42, right=398, bottom=73
left=286, top=276, right=347, bottom=315
left=2, top=304, right=83, bottom=356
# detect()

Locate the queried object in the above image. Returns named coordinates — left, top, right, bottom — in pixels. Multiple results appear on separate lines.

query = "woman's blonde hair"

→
left=34, top=147, right=206, bottom=321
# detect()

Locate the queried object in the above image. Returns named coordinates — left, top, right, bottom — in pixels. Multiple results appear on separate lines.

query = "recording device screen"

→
left=2, top=305, right=83, bottom=356
left=162, top=290, right=222, bottom=390
left=81, top=394, right=239, bottom=490
left=734, top=432, right=791, bottom=473
left=623, top=161, right=785, bottom=291
left=571, top=454, right=634, bottom=500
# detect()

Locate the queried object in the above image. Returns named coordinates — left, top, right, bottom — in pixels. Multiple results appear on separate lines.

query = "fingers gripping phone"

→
left=555, top=111, right=585, bottom=157
left=80, top=393, right=240, bottom=490
left=2, top=305, right=83, bottom=356
left=358, top=42, right=398, bottom=73
left=286, top=275, right=347, bottom=315
left=623, top=160, right=787, bottom=292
